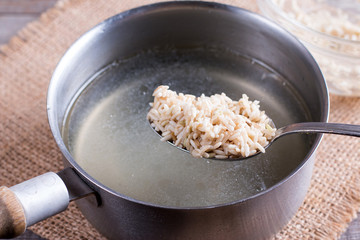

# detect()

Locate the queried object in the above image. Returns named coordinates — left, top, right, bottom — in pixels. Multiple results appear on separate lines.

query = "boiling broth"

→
left=63, top=48, right=312, bottom=207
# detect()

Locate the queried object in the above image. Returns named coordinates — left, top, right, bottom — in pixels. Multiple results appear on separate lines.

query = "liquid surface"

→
left=64, top=48, right=312, bottom=207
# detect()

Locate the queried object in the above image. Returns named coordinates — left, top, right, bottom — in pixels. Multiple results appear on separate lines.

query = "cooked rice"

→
left=147, top=85, right=276, bottom=159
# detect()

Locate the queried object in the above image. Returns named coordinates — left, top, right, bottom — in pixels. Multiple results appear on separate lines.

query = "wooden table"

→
left=0, top=0, right=359, bottom=239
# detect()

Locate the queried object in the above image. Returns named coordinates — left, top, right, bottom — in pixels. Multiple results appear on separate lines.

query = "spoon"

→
left=227, top=122, right=360, bottom=160
left=152, top=121, right=360, bottom=161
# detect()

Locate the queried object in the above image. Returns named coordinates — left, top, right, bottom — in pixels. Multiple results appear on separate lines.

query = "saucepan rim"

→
left=47, top=0, right=329, bottom=210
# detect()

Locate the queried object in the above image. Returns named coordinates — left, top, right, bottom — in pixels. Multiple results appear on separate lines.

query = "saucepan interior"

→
left=48, top=2, right=328, bottom=208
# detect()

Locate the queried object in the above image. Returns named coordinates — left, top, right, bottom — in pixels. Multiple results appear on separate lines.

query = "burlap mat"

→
left=0, top=0, right=359, bottom=239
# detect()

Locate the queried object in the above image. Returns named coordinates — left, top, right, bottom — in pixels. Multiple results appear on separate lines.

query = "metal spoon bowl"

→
left=152, top=121, right=360, bottom=161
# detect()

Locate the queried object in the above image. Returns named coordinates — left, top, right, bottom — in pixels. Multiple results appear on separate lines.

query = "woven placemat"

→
left=0, top=0, right=359, bottom=239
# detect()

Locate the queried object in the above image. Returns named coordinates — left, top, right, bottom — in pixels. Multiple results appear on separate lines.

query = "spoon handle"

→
left=277, top=122, right=360, bottom=139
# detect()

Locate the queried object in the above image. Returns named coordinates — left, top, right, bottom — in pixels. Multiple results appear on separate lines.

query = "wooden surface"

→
left=0, top=0, right=359, bottom=239
left=0, top=0, right=57, bottom=44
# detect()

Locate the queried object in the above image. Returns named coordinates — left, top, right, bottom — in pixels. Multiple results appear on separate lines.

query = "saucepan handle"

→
left=0, top=169, right=94, bottom=238
left=0, top=186, right=27, bottom=238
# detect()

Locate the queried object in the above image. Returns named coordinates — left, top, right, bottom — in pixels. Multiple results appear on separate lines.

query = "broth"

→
left=63, top=48, right=312, bottom=207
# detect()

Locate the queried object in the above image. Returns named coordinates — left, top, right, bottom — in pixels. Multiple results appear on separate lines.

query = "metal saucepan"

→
left=0, top=2, right=329, bottom=239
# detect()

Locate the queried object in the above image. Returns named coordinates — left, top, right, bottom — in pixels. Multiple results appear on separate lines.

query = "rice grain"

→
left=147, top=85, right=276, bottom=159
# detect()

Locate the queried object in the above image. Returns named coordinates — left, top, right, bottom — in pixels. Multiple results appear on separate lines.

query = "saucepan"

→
left=0, top=1, right=329, bottom=239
